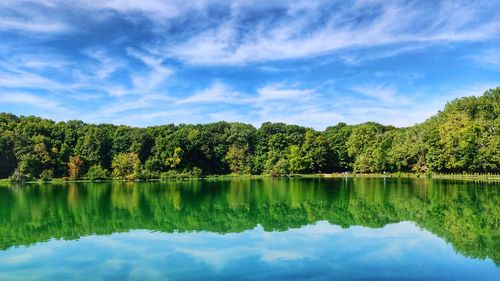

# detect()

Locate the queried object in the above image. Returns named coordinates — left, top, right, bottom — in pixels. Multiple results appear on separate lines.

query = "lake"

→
left=0, top=178, right=498, bottom=280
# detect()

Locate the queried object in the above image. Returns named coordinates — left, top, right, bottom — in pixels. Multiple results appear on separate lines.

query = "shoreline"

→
left=1, top=173, right=500, bottom=184
left=321, top=173, right=500, bottom=181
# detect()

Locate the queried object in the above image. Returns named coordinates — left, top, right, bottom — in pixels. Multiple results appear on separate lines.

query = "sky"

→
left=0, top=0, right=499, bottom=129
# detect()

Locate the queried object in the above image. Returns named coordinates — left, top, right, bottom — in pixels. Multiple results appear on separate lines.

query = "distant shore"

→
left=2, top=173, right=500, bottom=185
left=319, top=173, right=500, bottom=182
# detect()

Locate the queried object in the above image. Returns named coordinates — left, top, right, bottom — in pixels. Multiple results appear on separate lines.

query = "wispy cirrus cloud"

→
left=0, top=0, right=498, bottom=128
left=256, top=84, right=314, bottom=102
left=161, top=0, right=500, bottom=65
left=177, top=82, right=246, bottom=104
left=172, top=82, right=341, bottom=128
left=0, top=0, right=70, bottom=33
left=0, top=92, right=62, bottom=111
left=467, top=48, right=500, bottom=69
left=4, top=1, right=497, bottom=64
left=350, top=84, right=412, bottom=104
left=0, top=18, right=67, bottom=33
left=126, top=48, right=173, bottom=92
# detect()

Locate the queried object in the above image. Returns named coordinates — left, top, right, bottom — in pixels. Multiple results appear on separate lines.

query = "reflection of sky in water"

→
left=0, top=221, right=498, bottom=281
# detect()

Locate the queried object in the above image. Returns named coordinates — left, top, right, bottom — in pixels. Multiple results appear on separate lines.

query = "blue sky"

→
left=0, top=0, right=499, bottom=129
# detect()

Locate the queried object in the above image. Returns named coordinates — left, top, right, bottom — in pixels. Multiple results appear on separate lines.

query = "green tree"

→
left=288, top=145, right=305, bottom=174
left=268, top=158, right=290, bottom=176
left=166, top=147, right=183, bottom=169
left=86, top=165, right=109, bottom=180
left=347, top=123, right=393, bottom=173
left=17, top=135, right=54, bottom=179
left=39, top=169, right=53, bottom=181
left=301, top=130, right=328, bottom=173
left=225, top=145, right=250, bottom=174
left=324, top=123, right=353, bottom=171
left=112, top=153, right=141, bottom=180
left=68, top=155, right=84, bottom=180
left=74, top=126, right=112, bottom=169
left=0, top=131, right=16, bottom=178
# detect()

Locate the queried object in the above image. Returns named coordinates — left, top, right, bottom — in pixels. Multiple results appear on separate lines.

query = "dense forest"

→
left=0, top=88, right=498, bottom=181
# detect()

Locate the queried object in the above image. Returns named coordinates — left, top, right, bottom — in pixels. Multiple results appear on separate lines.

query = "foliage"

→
left=39, top=169, right=53, bottom=181
left=0, top=131, right=16, bottom=179
left=160, top=167, right=203, bottom=179
left=9, top=169, right=28, bottom=183
left=68, top=156, right=84, bottom=180
left=86, top=165, right=109, bottom=181
left=166, top=147, right=183, bottom=169
left=225, top=145, right=250, bottom=175
left=111, top=153, right=141, bottom=180
left=0, top=87, right=498, bottom=180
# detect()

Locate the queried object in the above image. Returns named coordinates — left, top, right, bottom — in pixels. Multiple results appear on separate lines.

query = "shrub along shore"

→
left=323, top=172, right=500, bottom=182
left=1, top=173, right=499, bottom=185
left=0, top=88, right=498, bottom=182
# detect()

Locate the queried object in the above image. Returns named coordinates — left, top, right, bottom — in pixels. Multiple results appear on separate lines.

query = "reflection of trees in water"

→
left=0, top=178, right=498, bottom=265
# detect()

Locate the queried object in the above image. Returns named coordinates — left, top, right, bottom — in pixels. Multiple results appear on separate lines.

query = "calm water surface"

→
left=0, top=178, right=498, bottom=280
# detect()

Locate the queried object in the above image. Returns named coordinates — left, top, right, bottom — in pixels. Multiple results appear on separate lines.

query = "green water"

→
left=0, top=178, right=498, bottom=280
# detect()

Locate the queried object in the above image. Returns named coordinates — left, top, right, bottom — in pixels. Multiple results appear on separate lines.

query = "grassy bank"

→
left=1, top=173, right=500, bottom=185
left=320, top=173, right=500, bottom=182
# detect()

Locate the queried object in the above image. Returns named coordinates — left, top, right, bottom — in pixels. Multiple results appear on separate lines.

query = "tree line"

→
left=0, top=88, right=498, bottom=181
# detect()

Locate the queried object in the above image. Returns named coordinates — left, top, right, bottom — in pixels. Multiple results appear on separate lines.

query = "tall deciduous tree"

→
left=226, top=145, right=250, bottom=175
left=0, top=131, right=16, bottom=178
left=112, top=153, right=141, bottom=180
left=68, top=155, right=84, bottom=180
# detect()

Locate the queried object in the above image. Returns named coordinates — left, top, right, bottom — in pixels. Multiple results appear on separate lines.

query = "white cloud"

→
left=81, top=0, right=194, bottom=19
left=104, top=81, right=344, bottom=129
left=91, top=94, right=174, bottom=118
left=126, top=48, right=173, bottom=92
left=350, top=84, right=412, bottom=104
left=0, top=0, right=497, bottom=129
left=0, top=17, right=67, bottom=33
left=179, top=82, right=316, bottom=105
left=162, top=0, right=500, bottom=65
left=250, top=84, right=343, bottom=128
left=0, top=92, right=62, bottom=110
left=256, top=84, right=314, bottom=101
left=0, top=72, right=66, bottom=90
left=340, top=82, right=499, bottom=127
left=0, top=48, right=71, bottom=73
left=444, top=83, right=499, bottom=99
left=1, top=1, right=498, bottom=65
left=468, top=48, right=500, bottom=69
left=83, top=49, right=125, bottom=80
left=339, top=45, right=427, bottom=65
left=0, top=0, right=70, bottom=33
left=177, top=82, right=246, bottom=104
